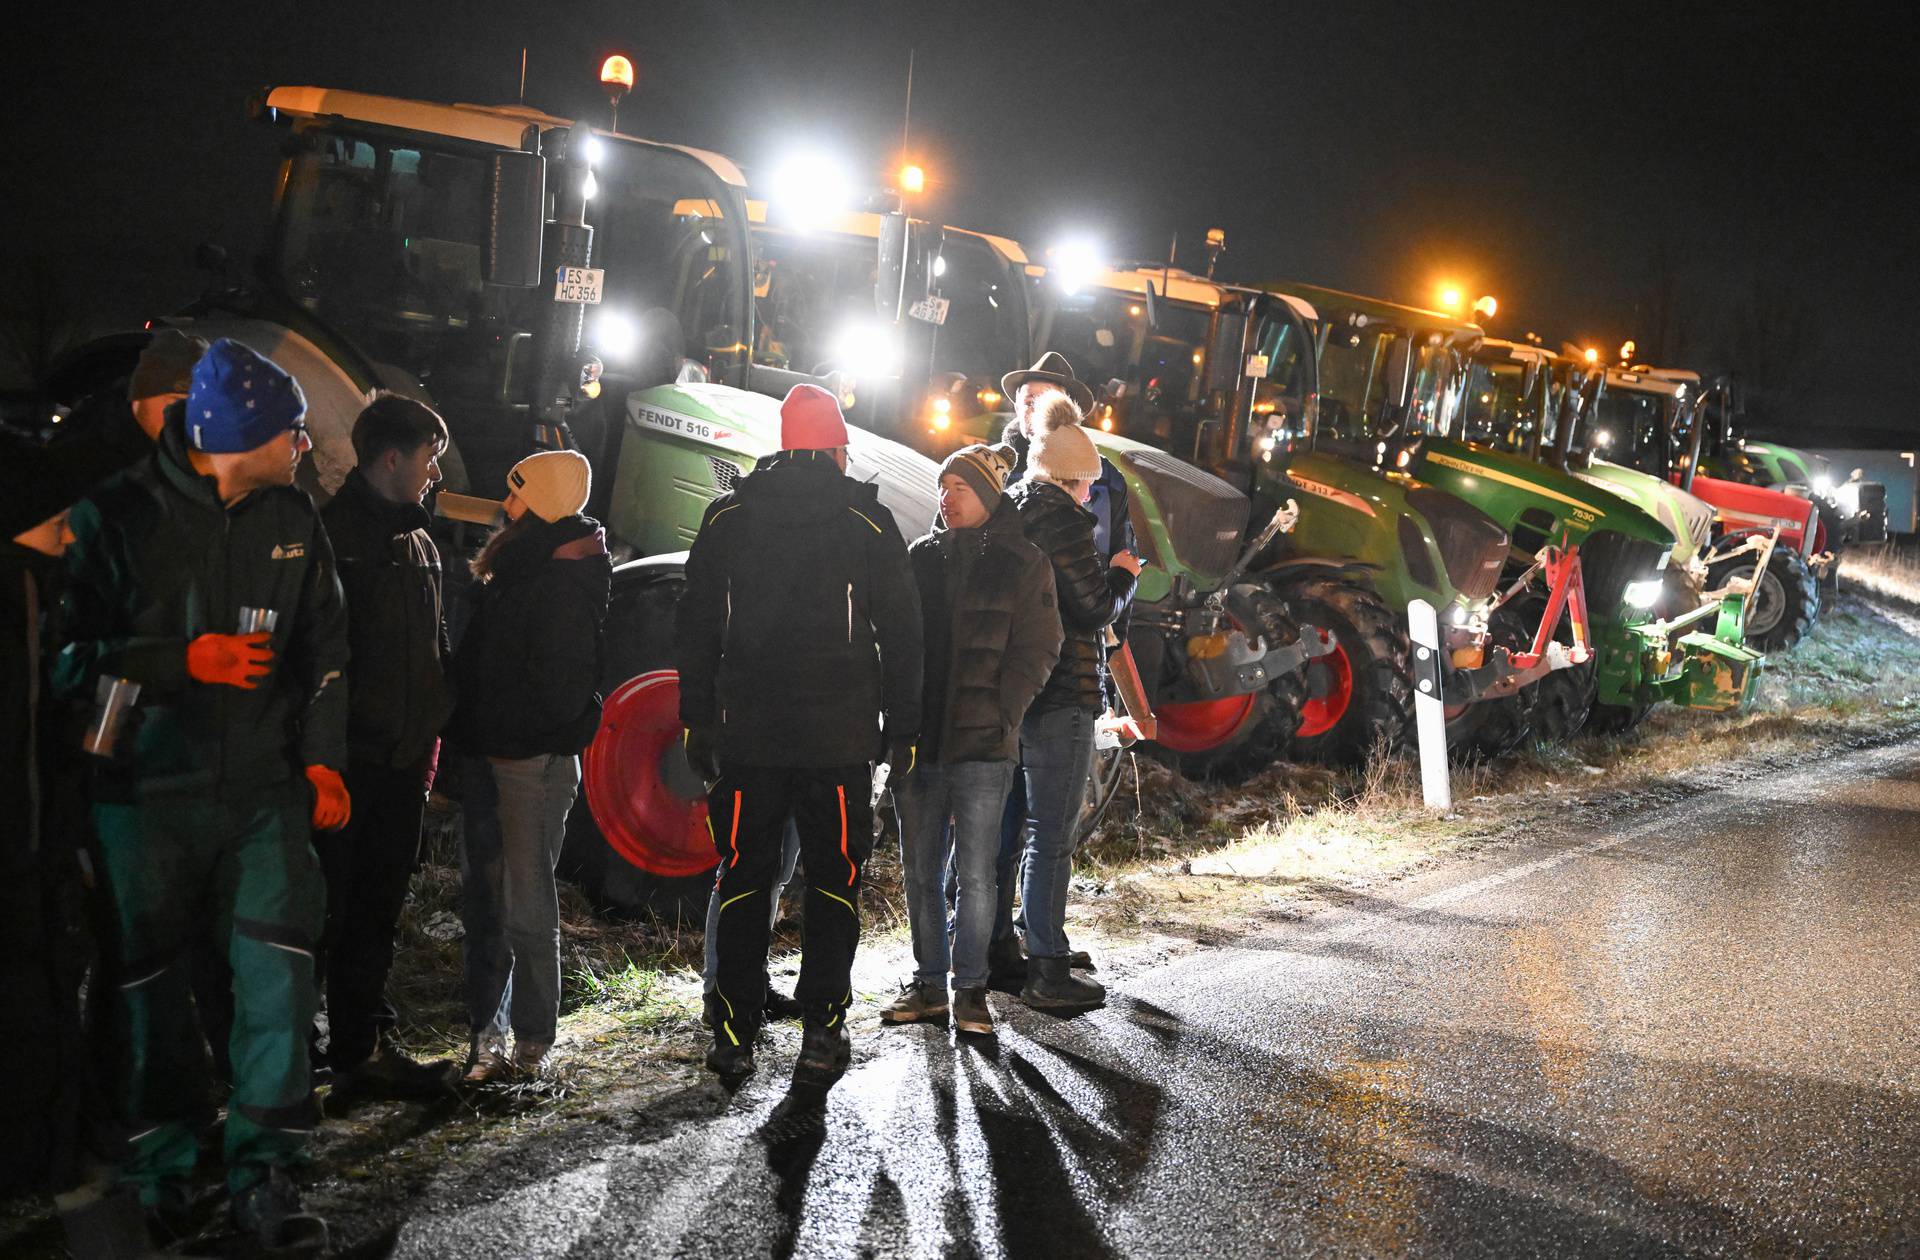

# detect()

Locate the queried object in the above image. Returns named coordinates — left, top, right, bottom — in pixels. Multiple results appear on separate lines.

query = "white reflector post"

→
left=1406, top=598, right=1451, bottom=812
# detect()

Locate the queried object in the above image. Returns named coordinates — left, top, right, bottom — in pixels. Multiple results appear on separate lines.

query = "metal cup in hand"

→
left=83, top=676, right=141, bottom=757
left=237, top=607, right=279, bottom=634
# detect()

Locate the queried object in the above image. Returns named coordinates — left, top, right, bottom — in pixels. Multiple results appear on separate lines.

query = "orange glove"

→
left=186, top=632, right=274, bottom=689
left=305, top=765, right=351, bottom=831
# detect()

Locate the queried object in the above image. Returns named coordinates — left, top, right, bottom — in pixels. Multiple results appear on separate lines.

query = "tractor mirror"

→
left=876, top=212, right=910, bottom=322
left=1144, top=280, right=1161, bottom=331
left=484, top=151, right=547, bottom=288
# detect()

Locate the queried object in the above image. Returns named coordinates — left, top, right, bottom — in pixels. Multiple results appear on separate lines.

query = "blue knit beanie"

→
left=186, top=339, right=307, bottom=453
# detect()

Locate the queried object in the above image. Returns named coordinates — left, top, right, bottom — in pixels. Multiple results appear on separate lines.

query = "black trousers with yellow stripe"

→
left=706, top=764, right=873, bottom=1048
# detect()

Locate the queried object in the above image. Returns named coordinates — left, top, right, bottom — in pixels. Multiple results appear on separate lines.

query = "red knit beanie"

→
left=780, top=383, right=851, bottom=451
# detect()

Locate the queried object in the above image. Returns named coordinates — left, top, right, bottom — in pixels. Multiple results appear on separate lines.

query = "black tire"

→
left=560, top=577, right=716, bottom=923
left=1443, top=601, right=1539, bottom=762
left=1278, top=576, right=1413, bottom=766
left=1708, top=544, right=1817, bottom=654
left=1585, top=695, right=1651, bottom=735
left=1166, top=586, right=1309, bottom=784
left=1074, top=742, right=1128, bottom=847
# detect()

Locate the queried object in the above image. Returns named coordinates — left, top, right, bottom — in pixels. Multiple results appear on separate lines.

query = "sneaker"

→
left=951, top=987, right=994, bottom=1035
left=880, top=980, right=949, bottom=1024
left=335, top=1040, right=457, bottom=1099
left=1020, top=956, right=1106, bottom=1010
left=986, top=936, right=1028, bottom=993
left=796, top=1019, right=851, bottom=1077
left=230, top=1167, right=328, bottom=1257
left=461, top=1038, right=511, bottom=1085
left=510, top=1039, right=553, bottom=1076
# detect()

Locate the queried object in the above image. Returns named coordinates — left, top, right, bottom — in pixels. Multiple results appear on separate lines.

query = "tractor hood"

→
left=1089, top=427, right=1250, bottom=603
left=607, top=382, right=941, bottom=556
left=1688, top=472, right=1820, bottom=557
left=1579, top=461, right=1716, bottom=562
left=1412, top=439, right=1674, bottom=551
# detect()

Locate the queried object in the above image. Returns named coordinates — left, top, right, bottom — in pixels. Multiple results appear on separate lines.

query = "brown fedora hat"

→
left=1001, top=351, right=1095, bottom=414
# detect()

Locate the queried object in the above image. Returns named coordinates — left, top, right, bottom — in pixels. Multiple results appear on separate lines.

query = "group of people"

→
left=1, top=334, right=1136, bottom=1254
left=674, top=352, right=1139, bottom=1080
left=4, top=334, right=610, bottom=1256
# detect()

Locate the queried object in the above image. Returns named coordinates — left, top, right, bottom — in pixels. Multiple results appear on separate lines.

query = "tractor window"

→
left=1037, top=289, right=1138, bottom=397
left=1315, top=325, right=1395, bottom=444
left=1592, top=386, right=1669, bottom=475
left=748, top=230, right=877, bottom=375
left=923, top=232, right=1031, bottom=393
left=1459, top=359, right=1541, bottom=454
left=1405, top=339, right=1459, bottom=438
left=1248, top=312, right=1313, bottom=457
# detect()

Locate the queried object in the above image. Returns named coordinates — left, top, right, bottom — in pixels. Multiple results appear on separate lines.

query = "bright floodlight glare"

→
left=1437, top=284, right=1463, bottom=311
left=898, top=163, right=926, bottom=194
left=769, top=152, right=852, bottom=232
left=1624, top=578, right=1664, bottom=608
left=830, top=320, right=901, bottom=378
left=593, top=309, right=640, bottom=361
left=1051, top=238, right=1103, bottom=295
left=1594, top=428, right=1614, bottom=447
left=584, top=136, right=605, bottom=164
left=1813, top=473, right=1834, bottom=497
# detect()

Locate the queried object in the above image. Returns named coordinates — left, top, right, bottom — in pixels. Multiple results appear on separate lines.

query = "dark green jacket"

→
left=54, top=418, right=349, bottom=799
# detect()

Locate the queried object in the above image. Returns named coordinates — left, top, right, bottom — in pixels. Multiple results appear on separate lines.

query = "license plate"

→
left=554, top=266, right=605, bottom=305
left=908, top=296, right=950, bottom=325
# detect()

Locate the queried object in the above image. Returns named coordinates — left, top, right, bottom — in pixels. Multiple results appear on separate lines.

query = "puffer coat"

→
left=1006, top=478, right=1136, bottom=715
left=908, top=500, right=1061, bottom=763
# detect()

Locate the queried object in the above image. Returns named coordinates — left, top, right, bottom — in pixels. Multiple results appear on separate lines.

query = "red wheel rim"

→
left=1154, top=694, right=1259, bottom=753
left=1296, top=635, right=1354, bottom=739
left=583, top=670, right=715, bottom=877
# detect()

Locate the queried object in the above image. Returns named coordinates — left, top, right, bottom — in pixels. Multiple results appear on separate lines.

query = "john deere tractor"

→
left=1458, top=340, right=1768, bottom=731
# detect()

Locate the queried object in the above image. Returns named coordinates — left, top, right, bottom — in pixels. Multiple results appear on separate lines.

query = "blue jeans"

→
left=1018, top=706, right=1095, bottom=960
left=459, top=753, right=580, bottom=1049
left=899, top=760, right=1018, bottom=990
left=702, top=819, right=800, bottom=995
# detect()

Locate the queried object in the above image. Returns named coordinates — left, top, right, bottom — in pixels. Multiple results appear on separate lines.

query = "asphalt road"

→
left=386, top=739, right=1920, bottom=1259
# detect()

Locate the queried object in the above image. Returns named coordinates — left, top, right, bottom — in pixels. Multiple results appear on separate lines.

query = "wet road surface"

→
left=387, top=740, right=1920, bottom=1258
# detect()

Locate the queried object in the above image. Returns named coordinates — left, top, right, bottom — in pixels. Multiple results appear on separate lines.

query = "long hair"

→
left=469, top=512, right=538, bottom=582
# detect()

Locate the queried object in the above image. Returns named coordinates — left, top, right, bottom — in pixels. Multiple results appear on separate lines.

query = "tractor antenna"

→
left=519, top=48, right=528, bottom=104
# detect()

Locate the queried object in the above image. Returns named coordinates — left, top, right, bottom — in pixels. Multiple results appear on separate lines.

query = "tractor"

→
left=1458, top=340, right=1768, bottom=731
left=1589, top=366, right=1822, bottom=653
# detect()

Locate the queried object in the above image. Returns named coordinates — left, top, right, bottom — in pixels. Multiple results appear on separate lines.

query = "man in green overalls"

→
left=56, top=339, right=349, bottom=1255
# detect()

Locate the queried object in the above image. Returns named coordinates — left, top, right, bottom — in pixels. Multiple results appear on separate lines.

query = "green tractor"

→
left=1037, top=264, right=1531, bottom=765
left=1247, top=284, right=1722, bottom=748
left=1456, top=340, right=1769, bottom=729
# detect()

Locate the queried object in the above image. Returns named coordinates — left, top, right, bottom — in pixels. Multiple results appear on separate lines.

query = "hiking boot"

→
left=705, top=1033, right=756, bottom=1082
left=796, top=1019, right=851, bottom=1078
left=511, top=1039, right=553, bottom=1076
left=951, top=987, right=994, bottom=1035
left=461, top=1038, right=510, bottom=1085
left=230, top=1167, right=328, bottom=1257
left=880, top=980, right=949, bottom=1024
left=986, top=936, right=1028, bottom=992
left=335, top=1040, right=457, bottom=1098
left=1021, top=956, right=1106, bottom=1010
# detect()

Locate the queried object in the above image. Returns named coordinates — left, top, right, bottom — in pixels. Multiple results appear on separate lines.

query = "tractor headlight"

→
left=1624, top=578, right=1664, bottom=609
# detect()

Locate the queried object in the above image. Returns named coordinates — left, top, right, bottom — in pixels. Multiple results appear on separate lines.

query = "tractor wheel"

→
left=1708, top=544, right=1817, bottom=653
left=1277, top=576, right=1412, bottom=766
left=1585, top=695, right=1651, bottom=735
left=1513, top=593, right=1595, bottom=744
left=560, top=577, right=718, bottom=921
left=1442, top=602, right=1539, bottom=762
left=1154, top=586, right=1308, bottom=784
left=1074, top=742, right=1129, bottom=847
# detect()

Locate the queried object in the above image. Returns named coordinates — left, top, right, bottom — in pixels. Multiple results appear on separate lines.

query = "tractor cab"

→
left=253, top=87, right=758, bottom=502
left=741, top=202, right=1032, bottom=456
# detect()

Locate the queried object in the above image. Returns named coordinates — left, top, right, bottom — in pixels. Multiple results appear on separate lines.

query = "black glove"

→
left=884, top=737, right=917, bottom=780
left=683, top=726, right=720, bottom=783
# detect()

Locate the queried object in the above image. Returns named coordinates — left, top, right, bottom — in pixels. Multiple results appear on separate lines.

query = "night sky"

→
left=7, top=2, right=1915, bottom=432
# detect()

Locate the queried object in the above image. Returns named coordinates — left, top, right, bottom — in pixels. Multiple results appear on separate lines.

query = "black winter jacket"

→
left=1002, top=418, right=1136, bottom=647
left=321, top=470, right=452, bottom=770
left=448, top=515, right=610, bottom=759
left=53, top=416, right=350, bottom=799
left=908, top=501, right=1061, bottom=763
left=1007, top=478, right=1137, bottom=715
left=674, top=451, right=923, bottom=768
